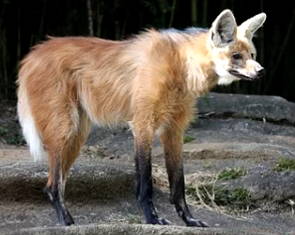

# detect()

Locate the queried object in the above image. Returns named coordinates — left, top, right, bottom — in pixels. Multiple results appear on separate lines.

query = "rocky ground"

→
left=1, top=93, right=295, bottom=234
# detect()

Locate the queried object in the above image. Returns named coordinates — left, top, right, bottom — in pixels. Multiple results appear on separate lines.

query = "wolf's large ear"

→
left=238, top=13, right=266, bottom=39
left=210, top=9, right=237, bottom=47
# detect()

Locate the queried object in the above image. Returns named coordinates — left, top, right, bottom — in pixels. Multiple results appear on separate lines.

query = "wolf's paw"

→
left=60, top=209, right=75, bottom=226
left=157, top=217, right=171, bottom=225
left=148, top=217, right=171, bottom=225
left=186, top=218, right=208, bottom=227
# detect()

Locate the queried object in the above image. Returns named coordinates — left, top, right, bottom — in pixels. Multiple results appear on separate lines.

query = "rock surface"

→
left=7, top=223, right=278, bottom=235
left=197, top=93, right=295, bottom=124
left=1, top=93, right=295, bottom=234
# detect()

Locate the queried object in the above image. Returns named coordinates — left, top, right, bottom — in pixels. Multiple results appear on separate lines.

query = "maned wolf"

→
left=17, top=10, right=266, bottom=226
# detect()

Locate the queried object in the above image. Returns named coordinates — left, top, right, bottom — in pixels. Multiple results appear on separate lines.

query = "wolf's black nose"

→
left=257, top=68, right=265, bottom=78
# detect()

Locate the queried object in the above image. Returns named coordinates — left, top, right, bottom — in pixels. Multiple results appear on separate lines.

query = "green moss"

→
left=274, top=158, right=295, bottom=172
left=0, top=126, right=25, bottom=145
left=218, top=168, right=246, bottom=181
left=5, top=134, right=24, bottom=145
left=184, top=135, right=195, bottom=143
left=0, top=126, right=8, bottom=136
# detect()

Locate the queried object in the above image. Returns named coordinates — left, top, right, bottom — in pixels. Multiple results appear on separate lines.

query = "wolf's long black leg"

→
left=167, top=164, right=208, bottom=227
left=44, top=158, right=74, bottom=226
left=161, top=128, right=208, bottom=227
left=135, top=144, right=170, bottom=225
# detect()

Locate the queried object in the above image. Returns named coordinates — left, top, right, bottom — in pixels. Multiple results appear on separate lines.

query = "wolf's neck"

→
left=182, top=33, right=218, bottom=96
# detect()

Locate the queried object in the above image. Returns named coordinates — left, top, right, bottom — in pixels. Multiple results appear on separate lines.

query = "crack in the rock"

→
left=197, top=112, right=295, bottom=127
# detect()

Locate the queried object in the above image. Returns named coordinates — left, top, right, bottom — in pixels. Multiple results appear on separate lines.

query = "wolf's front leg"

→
left=133, top=126, right=170, bottom=225
left=160, top=127, right=208, bottom=227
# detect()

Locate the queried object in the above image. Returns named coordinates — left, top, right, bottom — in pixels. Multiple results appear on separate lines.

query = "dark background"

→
left=0, top=0, right=294, bottom=101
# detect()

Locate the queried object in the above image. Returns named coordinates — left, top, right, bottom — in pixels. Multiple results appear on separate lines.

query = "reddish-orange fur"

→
left=17, top=31, right=217, bottom=167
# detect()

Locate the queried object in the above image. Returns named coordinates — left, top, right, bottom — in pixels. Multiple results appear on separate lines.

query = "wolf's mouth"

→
left=228, top=70, right=255, bottom=81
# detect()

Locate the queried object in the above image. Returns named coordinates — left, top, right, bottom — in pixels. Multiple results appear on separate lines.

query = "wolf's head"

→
left=208, top=10, right=266, bottom=85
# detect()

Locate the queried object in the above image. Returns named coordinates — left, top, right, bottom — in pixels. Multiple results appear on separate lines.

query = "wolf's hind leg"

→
left=44, top=154, right=74, bottom=226
left=43, top=112, right=90, bottom=226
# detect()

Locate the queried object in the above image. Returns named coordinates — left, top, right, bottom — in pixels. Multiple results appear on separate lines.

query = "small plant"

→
left=218, top=168, right=246, bottom=181
left=184, top=135, right=195, bottom=143
left=215, top=188, right=251, bottom=208
left=5, top=134, right=25, bottom=145
left=126, top=214, right=142, bottom=224
left=203, top=160, right=213, bottom=169
left=273, top=158, right=295, bottom=172
left=0, top=126, right=8, bottom=136
left=0, top=126, right=25, bottom=145
left=187, top=183, right=252, bottom=210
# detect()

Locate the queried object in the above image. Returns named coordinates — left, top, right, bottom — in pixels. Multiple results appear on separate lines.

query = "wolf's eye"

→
left=232, top=53, right=243, bottom=60
left=251, top=53, right=255, bottom=59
